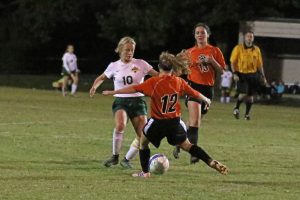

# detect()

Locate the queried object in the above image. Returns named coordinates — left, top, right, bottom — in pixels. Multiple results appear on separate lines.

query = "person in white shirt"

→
left=220, top=66, right=233, bottom=103
left=89, top=37, right=158, bottom=168
left=61, top=44, right=79, bottom=96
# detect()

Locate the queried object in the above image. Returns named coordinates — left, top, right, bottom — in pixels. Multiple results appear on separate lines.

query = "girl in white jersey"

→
left=61, top=44, right=80, bottom=96
left=89, top=37, right=158, bottom=168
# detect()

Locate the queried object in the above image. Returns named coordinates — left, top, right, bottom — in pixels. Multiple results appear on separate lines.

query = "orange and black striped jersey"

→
left=187, top=45, right=226, bottom=86
left=133, top=75, right=200, bottom=119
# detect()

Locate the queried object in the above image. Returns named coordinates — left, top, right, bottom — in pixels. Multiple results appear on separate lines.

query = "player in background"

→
left=230, top=31, right=267, bottom=120
left=89, top=37, right=158, bottom=168
left=220, top=66, right=233, bottom=103
left=61, top=44, right=80, bottom=96
left=173, top=23, right=226, bottom=163
left=103, top=52, right=228, bottom=178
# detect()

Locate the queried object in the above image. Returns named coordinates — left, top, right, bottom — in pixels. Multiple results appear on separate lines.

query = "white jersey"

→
left=104, top=58, right=153, bottom=97
left=62, top=52, right=78, bottom=72
left=221, top=71, right=233, bottom=88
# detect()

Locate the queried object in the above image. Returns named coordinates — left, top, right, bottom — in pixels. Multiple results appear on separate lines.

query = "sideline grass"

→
left=0, top=87, right=300, bottom=200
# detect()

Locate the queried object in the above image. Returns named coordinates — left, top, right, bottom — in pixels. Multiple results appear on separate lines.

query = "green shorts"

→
left=112, top=97, right=147, bottom=119
left=61, top=67, right=77, bottom=76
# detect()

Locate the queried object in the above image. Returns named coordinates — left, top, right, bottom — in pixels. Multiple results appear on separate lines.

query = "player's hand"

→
left=102, top=90, right=114, bottom=96
left=89, top=87, right=96, bottom=97
left=233, top=74, right=239, bottom=82
left=203, top=97, right=211, bottom=108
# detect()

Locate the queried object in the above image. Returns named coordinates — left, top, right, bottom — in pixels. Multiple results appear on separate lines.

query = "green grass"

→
left=0, top=86, right=300, bottom=200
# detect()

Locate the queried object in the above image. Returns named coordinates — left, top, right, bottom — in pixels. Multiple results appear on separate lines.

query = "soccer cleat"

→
left=132, top=171, right=150, bottom=178
left=244, top=115, right=250, bottom=120
left=190, top=156, right=200, bottom=164
left=103, top=155, right=119, bottom=167
left=173, top=146, right=180, bottom=159
left=233, top=108, right=240, bottom=119
left=120, top=158, right=133, bottom=169
left=209, top=160, right=229, bottom=175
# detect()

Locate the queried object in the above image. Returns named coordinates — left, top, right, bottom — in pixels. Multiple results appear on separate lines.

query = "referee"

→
left=230, top=31, right=267, bottom=120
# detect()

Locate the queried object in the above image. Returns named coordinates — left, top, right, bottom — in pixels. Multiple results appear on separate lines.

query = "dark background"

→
left=0, top=0, right=299, bottom=75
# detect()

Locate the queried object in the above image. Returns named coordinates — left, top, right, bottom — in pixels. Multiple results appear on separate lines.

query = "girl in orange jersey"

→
left=103, top=52, right=228, bottom=178
left=174, top=23, right=226, bottom=163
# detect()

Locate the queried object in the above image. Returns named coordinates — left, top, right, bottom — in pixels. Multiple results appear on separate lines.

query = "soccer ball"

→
left=149, top=154, right=169, bottom=174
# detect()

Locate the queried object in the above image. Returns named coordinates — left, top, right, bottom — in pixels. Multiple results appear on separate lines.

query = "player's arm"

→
left=183, top=80, right=211, bottom=107
left=206, top=55, right=223, bottom=74
left=102, top=85, right=137, bottom=96
left=148, top=69, right=159, bottom=76
left=89, top=73, right=108, bottom=97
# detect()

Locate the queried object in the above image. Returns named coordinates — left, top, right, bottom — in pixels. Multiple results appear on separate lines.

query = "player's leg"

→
left=133, top=118, right=164, bottom=178
left=220, top=88, right=225, bottom=103
left=132, top=134, right=151, bottom=178
left=121, top=98, right=148, bottom=168
left=173, top=100, right=201, bottom=161
left=244, top=75, right=257, bottom=120
left=104, top=109, right=127, bottom=167
left=62, top=75, right=69, bottom=96
left=70, top=72, right=79, bottom=95
left=187, top=100, right=202, bottom=163
left=225, top=88, right=231, bottom=103
left=120, top=115, right=147, bottom=168
left=179, top=140, right=228, bottom=175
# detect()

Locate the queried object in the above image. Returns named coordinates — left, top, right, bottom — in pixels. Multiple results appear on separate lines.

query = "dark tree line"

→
left=0, top=0, right=299, bottom=74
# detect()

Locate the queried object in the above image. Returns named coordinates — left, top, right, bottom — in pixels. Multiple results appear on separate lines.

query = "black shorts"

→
left=186, top=81, right=213, bottom=115
left=236, top=72, right=263, bottom=95
left=143, top=117, right=187, bottom=148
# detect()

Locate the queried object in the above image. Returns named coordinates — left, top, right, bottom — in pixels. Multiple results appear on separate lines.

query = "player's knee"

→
left=115, top=123, right=126, bottom=132
left=179, top=140, right=192, bottom=152
left=189, top=119, right=199, bottom=127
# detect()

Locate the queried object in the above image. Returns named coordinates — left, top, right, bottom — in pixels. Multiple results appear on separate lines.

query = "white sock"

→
left=71, top=84, right=77, bottom=94
left=62, top=87, right=66, bottom=96
left=220, top=97, right=225, bottom=103
left=125, top=138, right=140, bottom=160
left=112, top=129, right=123, bottom=155
left=226, top=97, right=231, bottom=103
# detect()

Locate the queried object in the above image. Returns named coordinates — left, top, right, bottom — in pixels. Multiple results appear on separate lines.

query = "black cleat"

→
left=120, top=158, right=133, bottom=169
left=103, top=155, right=119, bottom=167
left=244, top=115, right=251, bottom=120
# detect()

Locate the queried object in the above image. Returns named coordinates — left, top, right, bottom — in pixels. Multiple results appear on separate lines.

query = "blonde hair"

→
left=115, top=36, right=136, bottom=53
left=159, top=51, right=191, bottom=75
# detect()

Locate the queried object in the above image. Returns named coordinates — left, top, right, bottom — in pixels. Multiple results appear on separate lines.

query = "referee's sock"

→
left=188, top=145, right=212, bottom=165
left=187, top=126, right=199, bottom=145
left=139, top=148, right=150, bottom=173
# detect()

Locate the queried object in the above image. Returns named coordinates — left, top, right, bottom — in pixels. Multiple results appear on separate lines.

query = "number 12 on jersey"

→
left=161, top=93, right=178, bottom=114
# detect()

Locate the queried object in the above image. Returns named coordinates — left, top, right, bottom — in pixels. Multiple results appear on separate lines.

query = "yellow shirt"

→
left=230, top=44, right=263, bottom=74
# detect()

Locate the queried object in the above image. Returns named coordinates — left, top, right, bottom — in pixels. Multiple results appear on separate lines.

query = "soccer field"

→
left=0, top=87, right=299, bottom=200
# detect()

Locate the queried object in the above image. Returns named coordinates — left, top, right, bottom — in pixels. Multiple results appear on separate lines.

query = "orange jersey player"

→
left=103, top=52, right=228, bottom=178
left=174, top=22, right=226, bottom=163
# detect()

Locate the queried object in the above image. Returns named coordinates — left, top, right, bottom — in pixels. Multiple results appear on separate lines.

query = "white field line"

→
left=0, top=118, right=100, bottom=126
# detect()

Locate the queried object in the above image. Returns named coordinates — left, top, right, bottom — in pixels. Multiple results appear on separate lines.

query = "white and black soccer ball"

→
left=149, top=154, right=169, bottom=174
